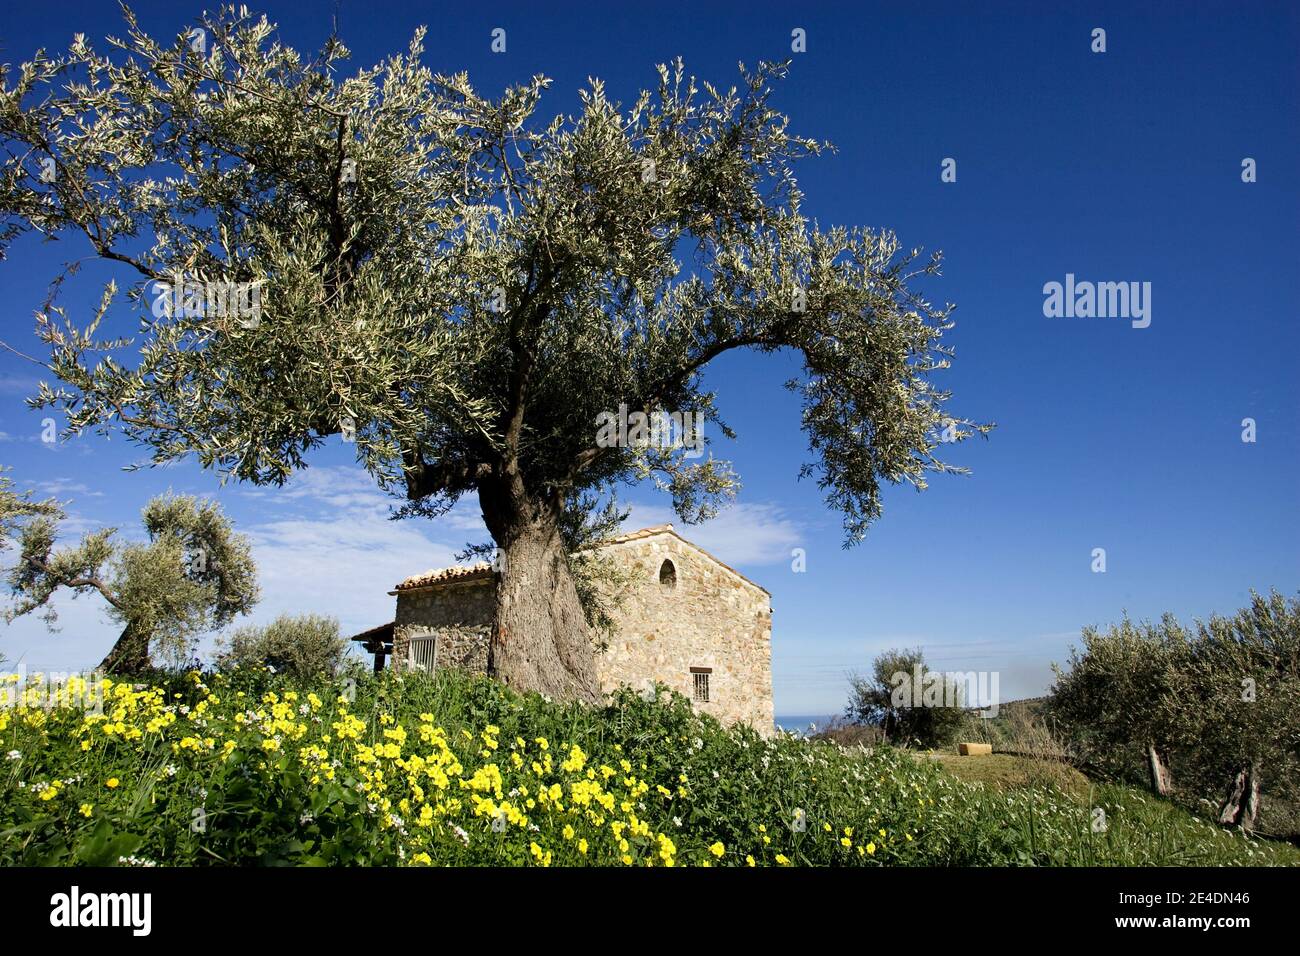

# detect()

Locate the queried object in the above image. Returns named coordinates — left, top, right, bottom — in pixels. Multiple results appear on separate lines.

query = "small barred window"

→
left=691, top=667, right=711, bottom=703
left=407, top=636, right=438, bottom=673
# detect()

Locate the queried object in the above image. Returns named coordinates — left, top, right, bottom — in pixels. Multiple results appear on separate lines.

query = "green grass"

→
left=927, top=752, right=1092, bottom=797
left=926, top=750, right=1300, bottom=866
left=2, top=666, right=1295, bottom=866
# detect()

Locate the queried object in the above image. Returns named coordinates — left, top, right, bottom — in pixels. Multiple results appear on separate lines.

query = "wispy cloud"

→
left=238, top=464, right=388, bottom=512
left=0, top=375, right=41, bottom=397
left=36, top=478, right=104, bottom=499
left=244, top=511, right=462, bottom=636
left=235, top=466, right=484, bottom=636
left=624, top=500, right=802, bottom=566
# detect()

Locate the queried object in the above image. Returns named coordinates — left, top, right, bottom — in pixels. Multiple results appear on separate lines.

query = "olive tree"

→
left=847, top=648, right=969, bottom=748
left=5, top=490, right=259, bottom=672
left=1047, top=615, right=1192, bottom=793
left=1048, top=593, right=1300, bottom=832
left=0, top=7, right=988, bottom=701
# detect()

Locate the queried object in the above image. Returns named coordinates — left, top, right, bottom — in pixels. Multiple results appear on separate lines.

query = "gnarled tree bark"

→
left=98, top=624, right=151, bottom=675
left=479, top=480, right=600, bottom=704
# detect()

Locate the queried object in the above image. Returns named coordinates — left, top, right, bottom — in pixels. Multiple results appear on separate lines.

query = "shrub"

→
left=812, top=721, right=886, bottom=749
left=847, top=648, right=970, bottom=748
left=1047, top=590, right=1300, bottom=837
left=214, top=614, right=349, bottom=681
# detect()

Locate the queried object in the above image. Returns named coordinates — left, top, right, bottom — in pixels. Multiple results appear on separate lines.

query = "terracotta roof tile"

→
left=390, top=527, right=678, bottom=592
left=392, top=562, right=494, bottom=593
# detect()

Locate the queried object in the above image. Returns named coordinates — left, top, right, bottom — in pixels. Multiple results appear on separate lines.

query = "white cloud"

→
left=624, top=500, right=802, bottom=566
left=244, top=511, right=462, bottom=637
left=36, top=478, right=105, bottom=499
left=238, top=464, right=386, bottom=512
left=0, top=375, right=41, bottom=396
left=234, top=466, right=487, bottom=638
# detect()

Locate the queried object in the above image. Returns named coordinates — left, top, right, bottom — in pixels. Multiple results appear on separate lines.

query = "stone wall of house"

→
left=387, top=531, right=774, bottom=735
left=392, top=579, right=494, bottom=673
left=594, top=534, right=774, bottom=734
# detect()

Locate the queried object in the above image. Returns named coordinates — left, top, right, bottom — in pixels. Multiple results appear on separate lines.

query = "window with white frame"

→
left=407, top=636, right=438, bottom=673
left=691, top=666, right=711, bottom=703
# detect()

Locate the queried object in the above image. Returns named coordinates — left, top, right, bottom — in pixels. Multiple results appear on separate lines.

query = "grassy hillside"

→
left=929, top=752, right=1299, bottom=865
left=1, top=668, right=1295, bottom=867
left=926, top=753, right=1091, bottom=796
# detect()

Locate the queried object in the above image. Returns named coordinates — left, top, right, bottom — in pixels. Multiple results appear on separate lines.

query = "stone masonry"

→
left=380, top=525, right=774, bottom=733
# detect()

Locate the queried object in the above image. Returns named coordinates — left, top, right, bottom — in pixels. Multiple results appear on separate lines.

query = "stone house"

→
left=351, top=524, right=774, bottom=732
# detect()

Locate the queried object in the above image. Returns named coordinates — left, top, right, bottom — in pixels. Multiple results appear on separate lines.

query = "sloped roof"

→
left=349, top=620, right=394, bottom=649
left=591, top=523, right=676, bottom=547
left=592, top=524, right=770, bottom=596
left=391, top=524, right=769, bottom=596
left=392, top=562, right=494, bottom=593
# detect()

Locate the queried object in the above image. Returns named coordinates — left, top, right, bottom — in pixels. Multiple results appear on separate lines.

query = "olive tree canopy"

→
left=0, top=6, right=988, bottom=699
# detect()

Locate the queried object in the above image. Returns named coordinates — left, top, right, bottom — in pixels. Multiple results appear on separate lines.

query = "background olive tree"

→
left=847, top=648, right=969, bottom=749
left=1047, top=591, right=1300, bottom=834
left=0, top=6, right=988, bottom=701
left=4, top=489, right=259, bottom=672
left=214, top=613, right=349, bottom=681
left=0, top=466, right=60, bottom=553
left=1045, top=614, right=1191, bottom=794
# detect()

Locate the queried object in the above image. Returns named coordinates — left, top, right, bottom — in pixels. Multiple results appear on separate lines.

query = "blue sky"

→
left=1, top=1, right=1296, bottom=715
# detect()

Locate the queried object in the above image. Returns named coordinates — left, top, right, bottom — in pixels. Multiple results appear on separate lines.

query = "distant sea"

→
left=774, top=714, right=838, bottom=735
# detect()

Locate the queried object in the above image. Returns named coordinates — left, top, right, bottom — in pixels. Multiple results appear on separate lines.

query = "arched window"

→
left=658, top=558, right=677, bottom=589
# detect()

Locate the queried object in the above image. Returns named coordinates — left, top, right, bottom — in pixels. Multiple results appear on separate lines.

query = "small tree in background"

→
left=215, top=613, right=348, bottom=681
left=847, top=648, right=968, bottom=748
left=5, top=491, right=259, bottom=673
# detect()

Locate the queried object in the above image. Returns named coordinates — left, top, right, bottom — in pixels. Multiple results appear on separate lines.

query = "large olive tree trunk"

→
left=99, top=624, right=150, bottom=675
left=479, top=483, right=600, bottom=704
